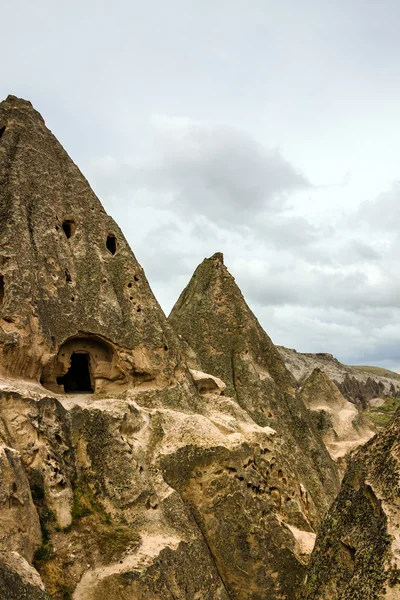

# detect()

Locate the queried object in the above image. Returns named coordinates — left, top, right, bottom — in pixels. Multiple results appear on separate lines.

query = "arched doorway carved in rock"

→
left=40, top=334, right=127, bottom=394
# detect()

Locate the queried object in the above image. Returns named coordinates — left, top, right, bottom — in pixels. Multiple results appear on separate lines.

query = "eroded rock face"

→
left=0, top=377, right=304, bottom=600
left=0, top=95, right=183, bottom=391
left=278, top=346, right=400, bottom=407
left=169, top=253, right=340, bottom=595
left=0, top=551, right=50, bottom=600
left=299, top=368, right=374, bottom=463
left=301, top=412, right=400, bottom=600
left=0, top=96, right=341, bottom=600
left=0, top=445, right=42, bottom=562
left=188, top=368, right=226, bottom=395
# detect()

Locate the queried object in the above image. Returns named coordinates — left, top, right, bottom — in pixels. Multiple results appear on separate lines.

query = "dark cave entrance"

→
left=0, top=275, right=4, bottom=307
left=56, top=353, right=93, bottom=393
left=106, top=234, right=117, bottom=255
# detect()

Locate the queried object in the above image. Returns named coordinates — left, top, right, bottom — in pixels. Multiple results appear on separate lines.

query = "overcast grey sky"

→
left=3, top=0, right=400, bottom=370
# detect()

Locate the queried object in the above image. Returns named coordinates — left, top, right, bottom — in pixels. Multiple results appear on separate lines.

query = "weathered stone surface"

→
left=301, top=412, right=400, bottom=599
left=0, top=377, right=295, bottom=600
left=0, top=95, right=363, bottom=600
left=0, top=95, right=185, bottom=393
left=0, top=551, right=50, bottom=600
left=189, top=368, right=226, bottom=395
left=299, top=368, right=374, bottom=463
left=0, top=445, right=42, bottom=562
left=278, top=346, right=400, bottom=407
left=169, top=252, right=340, bottom=596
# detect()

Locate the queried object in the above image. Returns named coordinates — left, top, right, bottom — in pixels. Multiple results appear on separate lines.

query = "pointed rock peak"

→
left=302, top=367, right=341, bottom=394
left=209, top=251, right=224, bottom=264
left=169, top=254, right=295, bottom=400
left=0, top=97, right=181, bottom=392
left=169, top=253, right=339, bottom=526
left=0, top=95, right=45, bottom=126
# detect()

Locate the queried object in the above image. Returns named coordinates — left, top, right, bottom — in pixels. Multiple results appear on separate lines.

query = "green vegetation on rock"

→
left=364, top=397, right=400, bottom=429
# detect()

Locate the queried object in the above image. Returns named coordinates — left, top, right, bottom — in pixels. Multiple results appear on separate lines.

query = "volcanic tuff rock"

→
left=0, top=551, right=51, bottom=600
left=298, top=368, right=374, bottom=464
left=301, top=411, right=400, bottom=600
left=0, top=95, right=183, bottom=392
left=0, top=95, right=340, bottom=600
left=169, top=253, right=341, bottom=592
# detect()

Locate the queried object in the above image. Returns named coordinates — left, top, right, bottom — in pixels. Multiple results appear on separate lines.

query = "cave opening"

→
left=0, top=275, right=4, bottom=306
left=62, top=220, right=76, bottom=239
left=106, top=234, right=117, bottom=255
left=56, top=353, right=93, bottom=393
left=0, top=126, right=5, bottom=140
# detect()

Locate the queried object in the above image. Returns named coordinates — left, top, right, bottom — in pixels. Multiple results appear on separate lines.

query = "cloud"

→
left=87, top=116, right=400, bottom=371
left=88, top=116, right=310, bottom=231
left=357, top=182, right=400, bottom=233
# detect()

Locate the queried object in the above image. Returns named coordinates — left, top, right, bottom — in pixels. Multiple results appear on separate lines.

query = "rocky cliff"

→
left=278, top=346, right=400, bottom=407
left=0, top=96, right=340, bottom=600
left=301, top=410, right=400, bottom=599
left=298, top=368, right=374, bottom=465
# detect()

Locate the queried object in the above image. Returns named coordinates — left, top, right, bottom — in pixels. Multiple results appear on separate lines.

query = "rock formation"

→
left=298, top=368, right=374, bottom=464
left=169, top=252, right=341, bottom=593
left=301, top=411, right=400, bottom=599
left=278, top=346, right=400, bottom=407
left=4, top=94, right=394, bottom=600
left=0, top=95, right=341, bottom=600
left=0, top=95, right=182, bottom=392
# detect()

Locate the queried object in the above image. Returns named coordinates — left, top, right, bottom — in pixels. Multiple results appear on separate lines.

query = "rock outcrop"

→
left=0, top=95, right=182, bottom=392
left=169, top=252, right=341, bottom=595
left=0, top=551, right=50, bottom=600
left=301, top=411, right=400, bottom=599
left=278, top=347, right=400, bottom=407
left=298, top=368, right=374, bottom=463
left=0, top=95, right=339, bottom=600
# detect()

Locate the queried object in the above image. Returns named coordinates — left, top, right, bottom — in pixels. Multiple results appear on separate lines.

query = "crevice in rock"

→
left=0, top=125, right=5, bottom=139
left=186, top=503, right=233, bottom=599
left=339, top=540, right=356, bottom=573
left=0, top=275, right=4, bottom=306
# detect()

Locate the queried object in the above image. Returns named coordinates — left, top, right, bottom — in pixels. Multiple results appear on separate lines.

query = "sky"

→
left=3, top=0, right=400, bottom=370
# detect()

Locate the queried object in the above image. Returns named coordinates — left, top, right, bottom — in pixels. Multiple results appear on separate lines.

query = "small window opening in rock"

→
left=57, top=353, right=93, bottom=393
left=137, top=306, right=142, bottom=312
left=127, top=282, right=132, bottom=288
left=106, top=234, right=117, bottom=255
left=55, top=434, right=62, bottom=444
left=134, top=275, right=139, bottom=281
left=0, top=275, right=4, bottom=306
left=0, top=126, right=5, bottom=140
left=65, top=270, right=72, bottom=283
left=62, top=220, right=76, bottom=239
left=164, top=345, right=168, bottom=351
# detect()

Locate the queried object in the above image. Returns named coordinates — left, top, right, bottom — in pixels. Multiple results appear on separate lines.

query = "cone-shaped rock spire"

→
left=169, top=252, right=340, bottom=520
left=0, top=96, right=179, bottom=392
left=169, top=251, right=294, bottom=399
